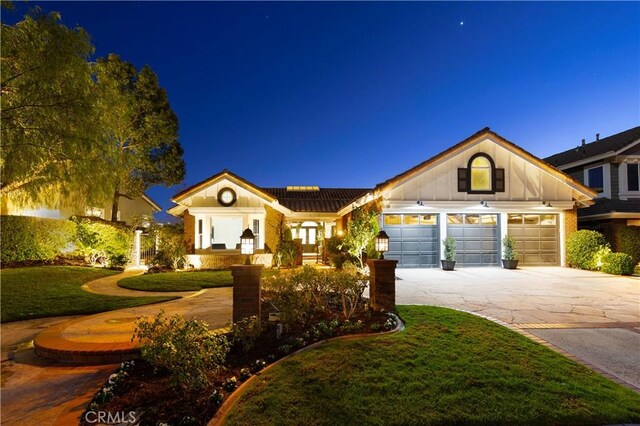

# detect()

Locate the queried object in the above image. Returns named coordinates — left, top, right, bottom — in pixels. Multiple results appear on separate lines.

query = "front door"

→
left=297, top=227, right=317, bottom=253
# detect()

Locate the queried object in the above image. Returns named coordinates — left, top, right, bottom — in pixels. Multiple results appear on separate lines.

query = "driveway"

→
left=395, top=266, right=640, bottom=389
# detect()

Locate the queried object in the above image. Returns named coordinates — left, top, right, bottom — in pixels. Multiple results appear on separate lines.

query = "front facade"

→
left=169, top=128, right=596, bottom=268
left=543, top=126, right=640, bottom=246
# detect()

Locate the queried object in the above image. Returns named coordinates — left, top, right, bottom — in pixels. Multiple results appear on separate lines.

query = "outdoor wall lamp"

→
left=240, top=228, right=255, bottom=264
left=375, top=230, right=390, bottom=259
left=542, top=201, right=554, bottom=208
left=480, top=201, right=490, bottom=208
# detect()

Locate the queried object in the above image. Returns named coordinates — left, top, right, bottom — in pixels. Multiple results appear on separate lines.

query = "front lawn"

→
left=118, top=269, right=280, bottom=292
left=1, top=266, right=176, bottom=322
left=226, top=305, right=640, bottom=425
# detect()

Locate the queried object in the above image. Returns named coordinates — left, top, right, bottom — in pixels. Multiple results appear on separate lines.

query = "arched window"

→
left=457, top=153, right=504, bottom=194
left=470, top=155, right=492, bottom=191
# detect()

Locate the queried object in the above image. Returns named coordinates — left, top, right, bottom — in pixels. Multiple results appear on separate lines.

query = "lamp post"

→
left=375, top=230, right=389, bottom=260
left=240, top=228, right=255, bottom=265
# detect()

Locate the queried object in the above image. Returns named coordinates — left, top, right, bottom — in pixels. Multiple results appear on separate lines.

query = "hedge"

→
left=601, top=252, right=636, bottom=276
left=1, top=216, right=76, bottom=265
left=1, top=215, right=133, bottom=267
left=566, top=230, right=609, bottom=270
left=614, top=226, right=640, bottom=265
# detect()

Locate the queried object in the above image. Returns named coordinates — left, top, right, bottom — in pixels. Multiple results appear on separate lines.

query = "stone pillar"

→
left=231, top=264, right=263, bottom=323
left=367, top=259, right=397, bottom=312
left=134, top=229, right=143, bottom=266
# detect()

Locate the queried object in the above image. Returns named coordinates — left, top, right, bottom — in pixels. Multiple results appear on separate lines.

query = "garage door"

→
left=382, top=214, right=439, bottom=267
left=507, top=214, right=559, bottom=265
left=447, top=214, right=499, bottom=266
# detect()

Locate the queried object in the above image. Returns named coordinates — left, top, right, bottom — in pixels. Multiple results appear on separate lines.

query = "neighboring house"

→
left=1, top=193, right=161, bottom=227
left=169, top=128, right=596, bottom=268
left=544, top=126, right=640, bottom=246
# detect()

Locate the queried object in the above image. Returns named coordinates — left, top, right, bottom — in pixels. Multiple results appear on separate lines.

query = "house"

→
left=1, top=193, right=162, bottom=227
left=168, top=128, right=596, bottom=268
left=544, top=126, right=640, bottom=247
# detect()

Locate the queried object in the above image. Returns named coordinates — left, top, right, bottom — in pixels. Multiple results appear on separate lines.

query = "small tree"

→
left=341, top=207, right=379, bottom=269
left=443, top=237, right=456, bottom=262
left=151, top=223, right=187, bottom=270
left=502, top=235, right=517, bottom=261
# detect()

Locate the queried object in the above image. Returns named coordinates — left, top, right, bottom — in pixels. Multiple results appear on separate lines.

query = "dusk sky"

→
left=4, top=2, right=640, bottom=218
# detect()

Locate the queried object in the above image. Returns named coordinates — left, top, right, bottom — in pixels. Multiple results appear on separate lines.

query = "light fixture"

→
left=416, top=201, right=424, bottom=206
left=480, top=201, right=490, bottom=208
left=542, top=201, right=553, bottom=208
left=337, top=229, right=344, bottom=237
left=374, top=230, right=390, bottom=259
left=240, top=228, right=255, bottom=264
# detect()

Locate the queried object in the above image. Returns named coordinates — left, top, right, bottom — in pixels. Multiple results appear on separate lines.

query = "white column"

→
left=438, top=212, right=447, bottom=260
left=559, top=211, right=566, bottom=267
left=499, top=212, right=508, bottom=260
left=202, top=216, right=211, bottom=249
left=134, top=229, right=143, bottom=266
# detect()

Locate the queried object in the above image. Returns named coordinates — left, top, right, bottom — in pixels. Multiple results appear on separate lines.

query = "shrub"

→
left=443, top=236, right=456, bottom=262
left=328, top=264, right=368, bottom=320
left=614, top=226, right=640, bottom=265
left=601, top=252, right=636, bottom=275
left=341, top=207, right=379, bottom=268
left=73, top=217, right=132, bottom=267
left=0, top=216, right=75, bottom=265
left=150, top=223, right=187, bottom=270
left=566, top=230, right=610, bottom=270
left=230, top=316, right=262, bottom=354
left=502, top=235, right=517, bottom=261
left=262, top=268, right=315, bottom=325
left=274, top=226, right=301, bottom=268
left=133, top=311, right=230, bottom=391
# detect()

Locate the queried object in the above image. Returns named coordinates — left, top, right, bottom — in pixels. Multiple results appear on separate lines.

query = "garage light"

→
left=480, top=201, right=490, bottom=208
left=375, top=230, right=390, bottom=259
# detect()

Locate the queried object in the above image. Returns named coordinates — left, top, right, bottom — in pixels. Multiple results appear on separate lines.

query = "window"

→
left=587, top=166, right=604, bottom=192
left=403, top=215, right=420, bottom=225
left=252, top=219, right=260, bottom=248
left=198, top=219, right=203, bottom=249
left=458, top=153, right=504, bottom=194
left=470, top=156, right=492, bottom=191
left=384, top=215, right=402, bottom=225
left=628, top=163, right=639, bottom=192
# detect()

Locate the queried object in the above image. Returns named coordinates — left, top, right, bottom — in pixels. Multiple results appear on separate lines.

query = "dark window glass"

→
left=588, top=167, right=604, bottom=192
left=628, top=163, right=639, bottom=192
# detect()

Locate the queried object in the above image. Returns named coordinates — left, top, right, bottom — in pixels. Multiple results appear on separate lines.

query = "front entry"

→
left=447, top=214, right=499, bottom=266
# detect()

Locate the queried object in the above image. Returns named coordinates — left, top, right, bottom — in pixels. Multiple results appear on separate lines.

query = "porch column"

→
left=134, top=229, right=143, bottom=266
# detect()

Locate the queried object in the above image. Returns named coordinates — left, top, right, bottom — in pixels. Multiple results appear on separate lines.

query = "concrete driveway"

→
left=395, top=266, right=640, bottom=389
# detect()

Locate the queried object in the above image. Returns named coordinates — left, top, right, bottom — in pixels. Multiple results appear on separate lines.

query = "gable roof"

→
left=373, top=127, right=596, bottom=200
left=141, top=194, right=162, bottom=212
left=262, top=188, right=370, bottom=212
left=171, top=169, right=276, bottom=204
left=543, top=126, right=640, bottom=168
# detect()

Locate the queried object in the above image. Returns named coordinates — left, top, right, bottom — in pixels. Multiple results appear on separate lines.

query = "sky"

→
left=4, top=1, right=640, bottom=219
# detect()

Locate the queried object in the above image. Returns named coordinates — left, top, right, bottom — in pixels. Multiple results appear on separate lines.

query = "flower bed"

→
left=81, top=266, right=398, bottom=425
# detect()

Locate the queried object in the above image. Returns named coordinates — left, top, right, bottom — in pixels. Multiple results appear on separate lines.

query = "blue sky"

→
left=5, top=2, right=640, bottom=217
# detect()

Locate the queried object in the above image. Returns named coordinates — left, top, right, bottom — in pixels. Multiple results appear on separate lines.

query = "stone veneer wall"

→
left=183, top=210, right=195, bottom=253
left=186, top=253, right=273, bottom=270
left=264, top=205, right=284, bottom=253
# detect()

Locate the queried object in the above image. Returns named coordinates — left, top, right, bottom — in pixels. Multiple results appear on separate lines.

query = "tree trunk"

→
left=110, top=189, right=120, bottom=222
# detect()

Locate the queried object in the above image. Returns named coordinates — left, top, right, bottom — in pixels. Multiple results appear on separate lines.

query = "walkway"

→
left=81, top=266, right=197, bottom=298
left=395, top=266, right=640, bottom=390
left=1, top=268, right=234, bottom=425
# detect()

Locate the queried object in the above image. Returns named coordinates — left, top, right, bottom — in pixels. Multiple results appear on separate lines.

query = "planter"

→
left=441, top=260, right=456, bottom=271
left=502, top=259, right=519, bottom=269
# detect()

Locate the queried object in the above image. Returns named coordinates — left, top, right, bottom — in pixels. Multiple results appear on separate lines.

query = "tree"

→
left=341, top=206, right=379, bottom=269
left=0, top=9, right=106, bottom=208
left=93, top=54, right=185, bottom=222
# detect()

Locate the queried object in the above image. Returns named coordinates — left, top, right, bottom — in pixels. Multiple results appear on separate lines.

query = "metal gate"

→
left=447, top=214, right=499, bottom=266
left=507, top=214, right=559, bottom=265
left=383, top=214, right=439, bottom=268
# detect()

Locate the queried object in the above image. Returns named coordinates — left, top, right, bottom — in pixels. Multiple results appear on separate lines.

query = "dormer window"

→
left=457, top=153, right=505, bottom=194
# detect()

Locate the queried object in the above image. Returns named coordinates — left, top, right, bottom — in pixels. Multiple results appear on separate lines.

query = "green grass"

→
left=1, top=266, right=176, bottom=323
left=226, top=305, right=640, bottom=425
left=118, top=269, right=280, bottom=292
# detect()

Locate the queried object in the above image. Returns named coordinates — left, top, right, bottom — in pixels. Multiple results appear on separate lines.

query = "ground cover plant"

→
left=118, top=269, right=280, bottom=292
left=1, top=266, right=175, bottom=322
left=225, top=305, right=640, bottom=426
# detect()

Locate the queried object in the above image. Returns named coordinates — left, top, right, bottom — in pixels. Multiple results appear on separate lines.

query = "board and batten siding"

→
left=383, top=138, right=576, bottom=203
left=188, top=179, right=268, bottom=208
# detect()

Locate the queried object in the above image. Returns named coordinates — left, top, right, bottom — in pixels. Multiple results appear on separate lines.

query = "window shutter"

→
left=457, top=168, right=468, bottom=192
left=495, top=168, right=505, bottom=192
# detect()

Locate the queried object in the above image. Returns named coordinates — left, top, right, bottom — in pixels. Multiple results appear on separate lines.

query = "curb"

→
left=208, top=313, right=405, bottom=425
